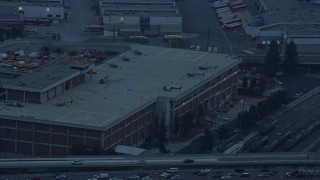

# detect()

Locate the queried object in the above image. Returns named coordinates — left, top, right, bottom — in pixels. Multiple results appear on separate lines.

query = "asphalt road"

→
left=0, top=166, right=302, bottom=180
left=25, top=0, right=101, bottom=43
left=176, top=0, right=257, bottom=53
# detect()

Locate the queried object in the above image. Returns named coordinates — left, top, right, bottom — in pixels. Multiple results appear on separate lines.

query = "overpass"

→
left=0, top=153, right=319, bottom=169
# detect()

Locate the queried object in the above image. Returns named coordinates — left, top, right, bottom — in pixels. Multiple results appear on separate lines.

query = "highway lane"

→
left=2, top=165, right=311, bottom=180
left=0, top=153, right=318, bottom=169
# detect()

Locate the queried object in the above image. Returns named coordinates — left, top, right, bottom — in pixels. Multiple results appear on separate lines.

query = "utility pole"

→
left=112, top=24, right=115, bottom=42
left=207, top=27, right=210, bottom=51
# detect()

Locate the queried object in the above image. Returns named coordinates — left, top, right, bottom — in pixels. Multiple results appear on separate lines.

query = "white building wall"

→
left=103, top=15, right=140, bottom=24
left=150, top=16, right=181, bottom=25
left=21, top=6, right=65, bottom=19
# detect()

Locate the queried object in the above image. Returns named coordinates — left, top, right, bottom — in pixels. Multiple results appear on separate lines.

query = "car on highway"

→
left=276, top=80, right=283, bottom=85
left=55, top=174, right=67, bottom=179
left=240, top=172, right=250, bottom=177
left=198, top=172, right=208, bottom=176
left=136, top=160, right=146, bottom=164
left=228, top=172, right=238, bottom=176
left=233, top=168, right=245, bottom=173
left=212, top=174, right=222, bottom=178
left=129, top=175, right=140, bottom=179
left=201, top=169, right=211, bottom=173
left=159, top=172, right=169, bottom=177
left=167, top=167, right=179, bottom=173
left=170, top=175, right=183, bottom=179
left=183, top=159, right=194, bottom=163
left=71, top=160, right=82, bottom=165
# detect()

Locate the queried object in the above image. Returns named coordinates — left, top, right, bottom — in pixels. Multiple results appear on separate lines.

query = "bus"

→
left=24, top=19, right=51, bottom=26
left=85, top=25, right=104, bottom=32
left=214, top=3, right=228, bottom=9
left=224, top=22, right=242, bottom=29
left=224, top=143, right=243, bottom=154
left=228, top=0, right=244, bottom=7
left=222, top=18, right=241, bottom=24
left=219, top=14, right=237, bottom=21
left=163, top=35, right=184, bottom=42
left=125, top=36, right=149, bottom=43
left=231, top=4, right=247, bottom=11
left=215, top=7, right=231, bottom=14
left=217, top=11, right=234, bottom=18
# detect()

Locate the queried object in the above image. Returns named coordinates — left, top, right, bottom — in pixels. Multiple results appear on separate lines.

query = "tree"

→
left=157, top=115, right=168, bottom=153
left=158, top=116, right=167, bottom=143
left=197, top=105, right=204, bottom=127
left=173, top=118, right=180, bottom=137
left=257, top=99, right=271, bottom=116
left=182, top=112, right=194, bottom=137
left=283, top=40, right=298, bottom=75
left=217, top=124, right=228, bottom=142
left=242, top=76, right=248, bottom=88
left=250, top=77, right=257, bottom=89
left=92, top=144, right=101, bottom=155
left=258, top=77, right=266, bottom=92
left=200, top=129, right=213, bottom=153
left=158, top=141, right=168, bottom=153
left=264, top=40, right=280, bottom=78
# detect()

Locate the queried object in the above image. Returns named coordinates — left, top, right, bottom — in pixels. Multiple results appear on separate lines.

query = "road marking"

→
left=155, top=48, right=170, bottom=58
left=221, top=28, right=234, bottom=54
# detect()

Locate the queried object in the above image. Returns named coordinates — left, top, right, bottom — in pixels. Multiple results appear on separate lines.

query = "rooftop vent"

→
left=132, top=49, right=142, bottom=55
left=163, top=85, right=182, bottom=91
left=187, top=72, right=205, bottom=77
left=120, top=56, right=130, bottom=61
left=109, top=63, right=118, bottom=68
left=199, top=64, right=213, bottom=70
left=99, top=75, right=108, bottom=84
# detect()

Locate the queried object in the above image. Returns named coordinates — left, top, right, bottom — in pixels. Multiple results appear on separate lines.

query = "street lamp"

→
left=18, top=6, right=23, bottom=13
left=240, top=99, right=244, bottom=132
left=46, top=7, right=51, bottom=18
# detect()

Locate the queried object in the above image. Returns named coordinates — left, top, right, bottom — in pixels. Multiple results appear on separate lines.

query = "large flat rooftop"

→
left=0, top=45, right=240, bottom=130
left=102, top=4, right=179, bottom=17
left=99, top=0, right=175, bottom=5
left=247, top=12, right=320, bottom=36
left=3, top=62, right=84, bottom=92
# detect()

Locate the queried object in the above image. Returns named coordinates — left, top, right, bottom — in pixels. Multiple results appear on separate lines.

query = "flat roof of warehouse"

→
left=102, top=4, right=179, bottom=17
left=0, top=45, right=240, bottom=130
left=3, top=62, right=82, bottom=92
left=100, top=0, right=175, bottom=4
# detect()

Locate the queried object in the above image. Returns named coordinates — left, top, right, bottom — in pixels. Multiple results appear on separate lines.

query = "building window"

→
left=47, top=14, right=52, bottom=18
left=56, top=15, right=61, bottom=18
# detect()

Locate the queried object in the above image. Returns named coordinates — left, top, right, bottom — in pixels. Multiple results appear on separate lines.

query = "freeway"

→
left=2, top=165, right=320, bottom=180
left=0, top=153, right=316, bottom=169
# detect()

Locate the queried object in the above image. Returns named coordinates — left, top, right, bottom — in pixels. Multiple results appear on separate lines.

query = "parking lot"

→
left=176, top=0, right=257, bottom=54
left=25, top=0, right=101, bottom=43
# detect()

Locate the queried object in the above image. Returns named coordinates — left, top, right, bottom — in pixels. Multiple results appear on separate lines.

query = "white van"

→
left=167, top=167, right=179, bottom=173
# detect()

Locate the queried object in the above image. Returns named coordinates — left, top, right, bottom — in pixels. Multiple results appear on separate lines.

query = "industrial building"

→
left=244, top=0, right=320, bottom=42
left=242, top=0, right=320, bottom=64
left=0, top=45, right=240, bottom=156
left=99, top=0, right=182, bottom=36
left=0, top=5, right=24, bottom=34
left=18, top=4, right=65, bottom=20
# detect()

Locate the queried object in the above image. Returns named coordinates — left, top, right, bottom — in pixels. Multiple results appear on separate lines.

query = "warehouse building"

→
left=100, top=0, right=181, bottom=36
left=0, top=5, right=24, bottom=34
left=0, top=45, right=240, bottom=156
left=18, top=3, right=65, bottom=20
